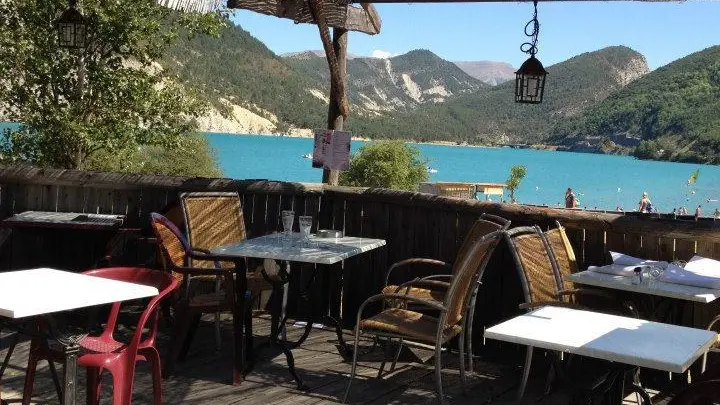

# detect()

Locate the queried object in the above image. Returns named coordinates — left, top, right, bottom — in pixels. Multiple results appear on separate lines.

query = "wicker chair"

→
left=381, top=214, right=510, bottom=373
left=505, top=226, right=565, bottom=400
left=179, top=191, right=276, bottom=351
left=507, top=225, right=636, bottom=400
left=149, top=213, right=272, bottom=378
left=344, top=231, right=503, bottom=404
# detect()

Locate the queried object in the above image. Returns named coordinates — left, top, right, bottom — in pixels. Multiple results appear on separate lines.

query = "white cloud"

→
left=371, top=50, right=395, bottom=59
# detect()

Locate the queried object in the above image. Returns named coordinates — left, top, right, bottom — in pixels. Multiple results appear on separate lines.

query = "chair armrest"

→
left=420, top=274, right=452, bottom=282
left=362, top=293, right=448, bottom=313
left=707, top=314, right=720, bottom=332
left=393, top=279, right=450, bottom=293
left=187, top=250, right=237, bottom=264
left=172, top=266, right=234, bottom=278
left=385, top=258, right=452, bottom=285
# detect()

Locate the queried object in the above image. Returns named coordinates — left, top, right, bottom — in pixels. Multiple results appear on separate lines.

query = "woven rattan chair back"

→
left=505, top=226, right=562, bottom=304
left=180, top=192, right=247, bottom=268
left=443, top=231, right=502, bottom=328
left=150, top=212, right=189, bottom=283
left=544, top=221, right=577, bottom=291
left=452, top=219, right=504, bottom=276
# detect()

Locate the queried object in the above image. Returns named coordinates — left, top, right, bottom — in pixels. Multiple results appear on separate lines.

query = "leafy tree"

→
left=339, top=141, right=428, bottom=191
left=0, top=0, right=224, bottom=174
left=506, top=165, right=527, bottom=203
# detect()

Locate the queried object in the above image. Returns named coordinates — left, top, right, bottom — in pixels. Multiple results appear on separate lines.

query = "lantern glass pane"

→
left=526, top=76, right=538, bottom=97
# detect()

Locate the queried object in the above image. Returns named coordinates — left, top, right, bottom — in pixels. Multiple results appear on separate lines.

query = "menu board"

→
left=312, top=129, right=351, bottom=171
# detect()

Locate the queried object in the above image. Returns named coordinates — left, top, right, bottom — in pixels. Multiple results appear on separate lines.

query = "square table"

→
left=567, top=270, right=720, bottom=303
left=1, top=211, right=124, bottom=231
left=210, top=233, right=386, bottom=388
left=0, top=268, right=159, bottom=405
left=485, top=306, right=717, bottom=404
left=1, top=211, right=126, bottom=270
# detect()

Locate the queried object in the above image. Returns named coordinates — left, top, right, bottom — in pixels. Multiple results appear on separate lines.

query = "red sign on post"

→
left=312, top=129, right=351, bottom=171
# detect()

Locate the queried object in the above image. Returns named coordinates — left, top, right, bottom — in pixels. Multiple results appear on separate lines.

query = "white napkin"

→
left=657, top=255, right=720, bottom=289
left=684, top=255, right=720, bottom=277
left=660, top=264, right=720, bottom=289
left=589, top=264, right=641, bottom=277
left=609, top=251, right=667, bottom=268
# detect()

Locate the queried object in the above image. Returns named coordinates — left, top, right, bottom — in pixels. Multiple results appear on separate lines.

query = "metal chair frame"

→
left=344, top=231, right=503, bottom=405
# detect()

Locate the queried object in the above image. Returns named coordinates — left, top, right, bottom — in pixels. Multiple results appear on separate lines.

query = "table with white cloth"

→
left=209, top=233, right=386, bottom=388
left=0, top=268, right=158, bottom=405
left=568, top=253, right=720, bottom=324
left=485, top=306, right=717, bottom=404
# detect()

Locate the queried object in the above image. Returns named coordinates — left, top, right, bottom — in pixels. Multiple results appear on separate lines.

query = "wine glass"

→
left=281, top=210, right=294, bottom=236
left=299, top=216, right=312, bottom=246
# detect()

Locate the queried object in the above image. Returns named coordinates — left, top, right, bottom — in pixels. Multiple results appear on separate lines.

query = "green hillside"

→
left=551, top=46, right=720, bottom=164
left=346, top=46, right=648, bottom=144
left=162, top=22, right=328, bottom=130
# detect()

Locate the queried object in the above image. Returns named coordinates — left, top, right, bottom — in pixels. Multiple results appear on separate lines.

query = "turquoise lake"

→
left=208, top=133, right=720, bottom=213
left=1, top=122, right=718, bottom=213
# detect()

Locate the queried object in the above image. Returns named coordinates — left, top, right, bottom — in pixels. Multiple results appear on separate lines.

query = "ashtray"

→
left=317, top=229, right=343, bottom=238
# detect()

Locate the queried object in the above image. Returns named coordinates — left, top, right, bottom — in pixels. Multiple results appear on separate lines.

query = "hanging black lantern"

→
left=515, top=0, right=548, bottom=104
left=56, top=0, right=87, bottom=49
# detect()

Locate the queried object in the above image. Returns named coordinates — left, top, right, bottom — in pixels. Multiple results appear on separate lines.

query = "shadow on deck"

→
left=0, top=314, right=673, bottom=405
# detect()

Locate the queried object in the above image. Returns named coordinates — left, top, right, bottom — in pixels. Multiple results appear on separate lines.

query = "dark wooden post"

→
left=322, top=27, right=348, bottom=186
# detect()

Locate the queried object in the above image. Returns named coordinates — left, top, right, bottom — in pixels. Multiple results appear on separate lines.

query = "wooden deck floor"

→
left=0, top=314, right=676, bottom=405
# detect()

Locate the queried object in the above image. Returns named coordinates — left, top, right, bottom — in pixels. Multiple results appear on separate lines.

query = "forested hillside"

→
left=550, top=46, right=720, bottom=164
left=346, top=46, right=649, bottom=144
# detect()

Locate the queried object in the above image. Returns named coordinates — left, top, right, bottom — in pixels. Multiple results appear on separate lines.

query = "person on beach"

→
left=695, top=205, right=702, bottom=221
left=639, top=192, right=652, bottom=213
left=565, top=188, right=578, bottom=208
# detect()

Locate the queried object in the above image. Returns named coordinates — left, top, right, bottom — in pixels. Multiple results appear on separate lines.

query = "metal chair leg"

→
left=459, top=331, right=467, bottom=394
left=389, top=338, right=403, bottom=373
left=214, top=313, right=221, bottom=352
left=466, top=291, right=479, bottom=373
left=342, top=325, right=362, bottom=403
left=377, top=338, right=392, bottom=378
left=0, top=334, right=19, bottom=379
left=434, top=342, right=446, bottom=405
left=517, top=346, right=534, bottom=402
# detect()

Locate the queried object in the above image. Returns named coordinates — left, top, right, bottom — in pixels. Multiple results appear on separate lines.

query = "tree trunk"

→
left=322, top=28, right=348, bottom=186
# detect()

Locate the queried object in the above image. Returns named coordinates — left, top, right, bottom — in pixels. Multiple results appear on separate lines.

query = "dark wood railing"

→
left=1, top=164, right=719, bottom=348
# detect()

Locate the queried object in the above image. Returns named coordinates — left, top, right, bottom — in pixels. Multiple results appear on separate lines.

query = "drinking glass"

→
left=299, top=216, right=312, bottom=245
left=645, top=265, right=663, bottom=286
left=281, top=210, right=294, bottom=236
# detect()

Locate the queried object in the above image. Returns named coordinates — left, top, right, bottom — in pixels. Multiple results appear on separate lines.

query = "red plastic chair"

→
left=22, top=267, right=179, bottom=405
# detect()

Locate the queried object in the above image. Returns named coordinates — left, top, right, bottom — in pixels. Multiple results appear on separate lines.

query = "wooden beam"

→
left=322, top=27, right=349, bottom=186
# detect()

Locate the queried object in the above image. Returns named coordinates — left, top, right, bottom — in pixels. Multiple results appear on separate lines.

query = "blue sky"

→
left=230, top=1, right=720, bottom=70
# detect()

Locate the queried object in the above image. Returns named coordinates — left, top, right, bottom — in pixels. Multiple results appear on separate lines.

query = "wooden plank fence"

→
left=1, top=165, right=719, bottom=351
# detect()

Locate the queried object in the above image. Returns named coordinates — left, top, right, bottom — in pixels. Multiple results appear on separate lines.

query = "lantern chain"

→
left=520, top=0, right=540, bottom=57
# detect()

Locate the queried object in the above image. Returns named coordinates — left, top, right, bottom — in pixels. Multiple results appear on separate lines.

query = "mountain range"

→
left=161, top=19, right=720, bottom=164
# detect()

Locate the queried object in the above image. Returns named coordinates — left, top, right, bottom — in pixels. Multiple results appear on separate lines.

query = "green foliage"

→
left=506, top=165, right=527, bottom=203
left=0, top=0, right=224, bottom=175
left=162, top=23, right=328, bottom=130
left=339, top=141, right=428, bottom=190
left=87, top=133, right=222, bottom=177
left=554, top=46, right=720, bottom=164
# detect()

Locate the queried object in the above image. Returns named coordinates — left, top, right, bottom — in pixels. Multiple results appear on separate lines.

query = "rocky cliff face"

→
left=284, top=49, right=487, bottom=115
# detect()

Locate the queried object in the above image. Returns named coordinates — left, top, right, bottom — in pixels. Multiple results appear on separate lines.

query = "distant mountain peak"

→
left=453, top=61, right=515, bottom=86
